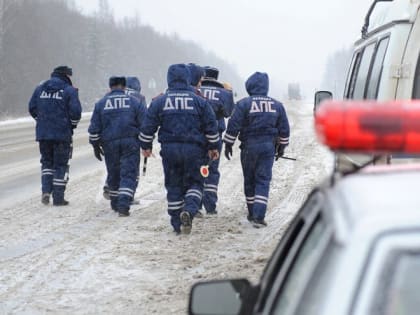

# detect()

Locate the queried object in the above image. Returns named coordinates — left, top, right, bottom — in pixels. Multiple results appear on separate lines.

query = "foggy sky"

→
left=75, top=0, right=372, bottom=96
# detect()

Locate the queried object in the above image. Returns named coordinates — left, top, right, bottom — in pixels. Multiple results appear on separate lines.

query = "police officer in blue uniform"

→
left=29, top=65, right=82, bottom=206
left=224, top=72, right=290, bottom=228
left=200, top=66, right=234, bottom=215
left=102, top=76, right=148, bottom=202
left=126, top=76, right=147, bottom=204
left=88, top=76, right=147, bottom=216
left=139, top=64, right=220, bottom=234
left=126, top=76, right=147, bottom=107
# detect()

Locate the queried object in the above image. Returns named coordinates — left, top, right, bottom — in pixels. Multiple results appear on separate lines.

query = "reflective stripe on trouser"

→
left=240, top=141, right=275, bottom=220
left=104, top=153, right=140, bottom=196
left=202, top=139, right=222, bottom=212
left=161, top=143, right=206, bottom=231
left=168, top=199, right=184, bottom=233
left=103, top=138, right=140, bottom=211
left=39, top=140, right=71, bottom=202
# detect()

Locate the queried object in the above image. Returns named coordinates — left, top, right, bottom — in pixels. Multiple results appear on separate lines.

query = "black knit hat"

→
left=53, top=65, right=72, bottom=76
left=109, top=76, right=126, bottom=88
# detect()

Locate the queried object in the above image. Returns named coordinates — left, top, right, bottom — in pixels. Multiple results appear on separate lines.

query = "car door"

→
left=250, top=189, right=326, bottom=314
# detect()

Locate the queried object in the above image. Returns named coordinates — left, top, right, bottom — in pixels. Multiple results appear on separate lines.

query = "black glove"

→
left=224, top=142, right=233, bottom=160
left=275, top=144, right=285, bottom=161
left=93, top=144, right=104, bottom=161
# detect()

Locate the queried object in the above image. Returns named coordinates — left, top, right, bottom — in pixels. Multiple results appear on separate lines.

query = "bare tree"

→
left=0, top=0, right=245, bottom=118
left=0, top=0, right=17, bottom=116
left=321, top=47, right=353, bottom=98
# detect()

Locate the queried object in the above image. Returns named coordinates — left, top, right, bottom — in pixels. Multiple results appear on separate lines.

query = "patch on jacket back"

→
left=250, top=97, right=276, bottom=113
left=104, top=96, right=131, bottom=110
left=163, top=93, right=194, bottom=111
left=201, top=87, right=220, bottom=101
left=40, top=90, right=64, bottom=100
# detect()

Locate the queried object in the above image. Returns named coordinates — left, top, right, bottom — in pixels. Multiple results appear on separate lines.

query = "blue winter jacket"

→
left=29, top=74, right=82, bottom=142
left=224, top=72, right=290, bottom=146
left=139, top=64, right=219, bottom=150
left=126, top=76, right=147, bottom=107
left=88, top=89, right=147, bottom=144
left=200, top=78, right=234, bottom=133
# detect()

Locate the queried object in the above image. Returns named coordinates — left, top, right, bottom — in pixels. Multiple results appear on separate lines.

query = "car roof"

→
left=325, top=164, right=420, bottom=243
left=368, top=0, right=420, bottom=33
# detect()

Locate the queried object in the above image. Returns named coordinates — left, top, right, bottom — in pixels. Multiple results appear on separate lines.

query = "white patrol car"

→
left=315, top=0, right=420, bottom=171
left=188, top=100, right=420, bottom=315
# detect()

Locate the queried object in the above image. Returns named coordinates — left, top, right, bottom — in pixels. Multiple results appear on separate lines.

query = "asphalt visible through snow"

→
left=0, top=118, right=102, bottom=209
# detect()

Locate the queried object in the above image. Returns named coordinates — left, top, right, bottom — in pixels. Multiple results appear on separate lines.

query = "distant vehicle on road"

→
left=287, top=83, right=301, bottom=101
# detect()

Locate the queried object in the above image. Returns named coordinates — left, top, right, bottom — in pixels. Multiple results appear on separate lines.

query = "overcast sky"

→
left=74, top=0, right=372, bottom=95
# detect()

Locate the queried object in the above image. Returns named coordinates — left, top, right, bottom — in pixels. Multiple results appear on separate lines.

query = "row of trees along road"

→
left=0, top=0, right=245, bottom=119
left=320, top=47, right=353, bottom=98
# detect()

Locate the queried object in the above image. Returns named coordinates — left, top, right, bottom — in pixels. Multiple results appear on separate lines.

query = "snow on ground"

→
left=0, top=112, right=92, bottom=126
left=0, top=102, right=333, bottom=314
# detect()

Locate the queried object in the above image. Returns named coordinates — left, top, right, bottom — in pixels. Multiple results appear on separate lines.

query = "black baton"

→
left=142, top=157, right=148, bottom=175
left=278, top=156, right=297, bottom=161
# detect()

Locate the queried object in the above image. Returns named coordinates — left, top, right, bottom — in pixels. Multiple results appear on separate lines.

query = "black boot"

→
left=117, top=209, right=130, bottom=217
left=53, top=200, right=69, bottom=206
left=180, top=211, right=192, bottom=234
left=252, top=219, right=267, bottom=228
left=41, top=193, right=50, bottom=205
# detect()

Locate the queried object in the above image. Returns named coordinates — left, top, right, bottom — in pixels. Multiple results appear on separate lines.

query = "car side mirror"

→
left=189, top=279, right=251, bottom=315
left=314, top=91, right=333, bottom=113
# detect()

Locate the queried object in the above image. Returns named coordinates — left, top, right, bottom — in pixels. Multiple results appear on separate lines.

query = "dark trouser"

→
left=103, top=138, right=140, bottom=212
left=104, top=157, right=140, bottom=194
left=39, top=140, right=72, bottom=203
left=202, top=139, right=222, bottom=212
left=160, top=143, right=207, bottom=232
left=240, top=142, right=275, bottom=220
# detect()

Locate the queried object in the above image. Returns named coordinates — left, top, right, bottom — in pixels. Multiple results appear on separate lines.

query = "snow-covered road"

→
left=0, top=118, right=101, bottom=209
left=0, top=103, right=333, bottom=314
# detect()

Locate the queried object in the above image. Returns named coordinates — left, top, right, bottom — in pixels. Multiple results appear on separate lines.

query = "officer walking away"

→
left=102, top=76, right=148, bottom=202
left=139, top=64, right=219, bottom=235
left=126, top=76, right=147, bottom=205
left=126, top=76, right=147, bottom=107
left=200, top=66, right=234, bottom=215
left=223, top=72, right=290, bottom=228
left=29, top=65, right=82, bottom=206
left=88, top=76, right=147, bottom=217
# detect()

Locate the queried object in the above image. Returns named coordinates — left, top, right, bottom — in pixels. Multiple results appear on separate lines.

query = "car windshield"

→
left=371, top=251, right=420, bottom=315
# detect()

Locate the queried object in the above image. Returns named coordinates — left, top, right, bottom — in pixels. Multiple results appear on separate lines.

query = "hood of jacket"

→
left=126, top=76, right=141, bottom=92
left=187, top=63, right=204, bottom=87
left=167, top=64, right=191, bottom=90
left=245, top=72, right=269, bottom=96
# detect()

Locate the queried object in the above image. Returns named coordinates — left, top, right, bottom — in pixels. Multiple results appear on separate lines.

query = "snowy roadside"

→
left=0, top=102, right=333, bottom=314
left=0, top=112, right=92, bottom=127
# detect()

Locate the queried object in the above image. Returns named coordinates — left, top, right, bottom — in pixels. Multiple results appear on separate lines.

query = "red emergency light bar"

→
left=315, top=100, right=420, bottom=154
